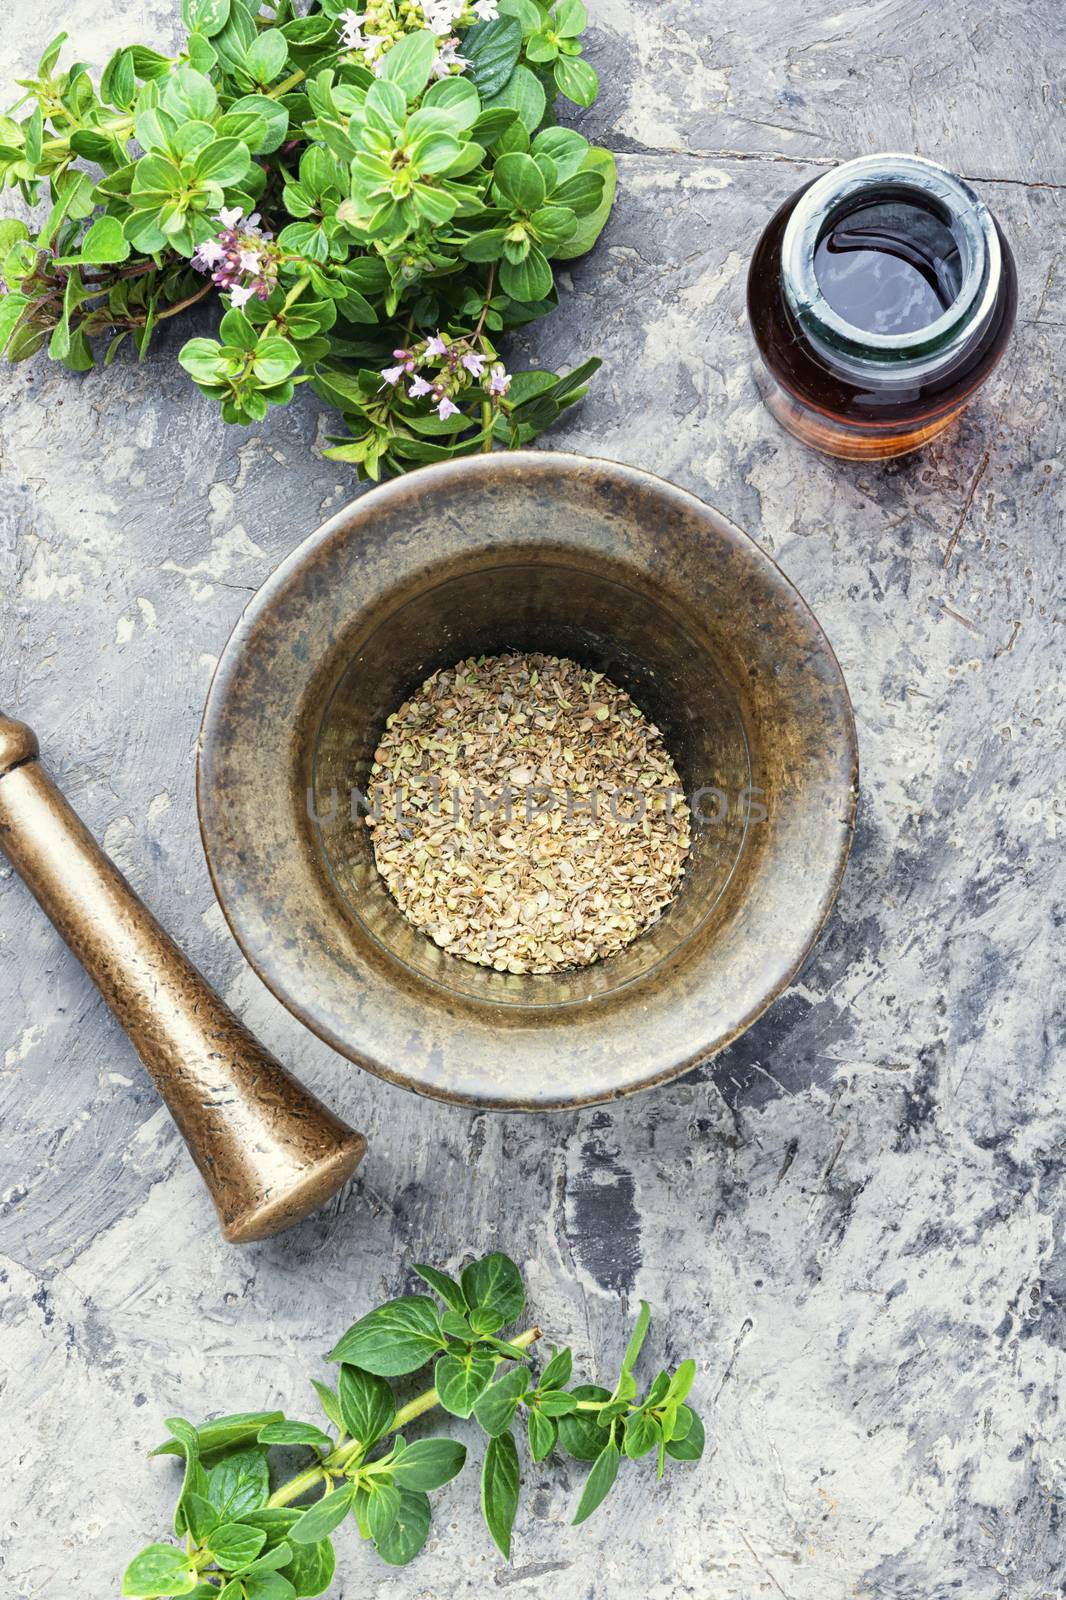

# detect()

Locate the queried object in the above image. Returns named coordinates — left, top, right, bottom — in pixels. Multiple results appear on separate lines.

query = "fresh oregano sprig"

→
left=0, top=0, right=616, bottom=480
left=123, top=1252, right=704, bottom=1596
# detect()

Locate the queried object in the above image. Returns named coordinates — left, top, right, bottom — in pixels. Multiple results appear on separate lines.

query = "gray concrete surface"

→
left=2, top=2, right=1064, bottom=1596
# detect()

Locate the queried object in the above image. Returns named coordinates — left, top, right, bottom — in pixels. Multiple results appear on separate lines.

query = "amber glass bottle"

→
left=747, top=154, right=1017, bottom=460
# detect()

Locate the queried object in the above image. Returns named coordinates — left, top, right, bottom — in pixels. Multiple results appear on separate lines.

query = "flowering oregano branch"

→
left=0, top=0, right=616, bottom=479
left=122, top=1252, right=704, bottom=1596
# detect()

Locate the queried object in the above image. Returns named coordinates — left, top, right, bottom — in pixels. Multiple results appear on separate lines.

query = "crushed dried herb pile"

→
left=365, top=652, right=691, bottom=972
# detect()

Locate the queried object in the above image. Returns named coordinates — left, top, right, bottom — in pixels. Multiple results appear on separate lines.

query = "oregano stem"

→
left=281, top=274, right=311, bottom=312
left=267, top=68, right=307, bottom=100
left=266, top=1463, right=328, bottom=1510
left=474, top=264, right=495, bottom=339
left=266, top=1324, right=543, bottom=1511
left=134, top=281, right=213, bottom=326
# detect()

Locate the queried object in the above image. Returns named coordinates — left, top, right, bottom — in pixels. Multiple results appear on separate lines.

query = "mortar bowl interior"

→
left=198, top=452, right=858, bottom=1109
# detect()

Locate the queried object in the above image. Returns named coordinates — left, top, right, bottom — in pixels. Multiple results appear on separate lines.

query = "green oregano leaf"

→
left=619, top=1300, right=651, bottom=1384
left=328, top=1297, right=445, bottom=1376
left=644, top=1370, right=671, bottom=1409
left=484, top=62, right=546, bottom=134
left=460, top=1253, right=524, bottom=1331
left=557, top=1385, right=611, bottom=1461
left=532, top=125, right=589, bottom=180
left=122, top=1544, right=198, bottom=1598
left=536, top=1390, right=577, bottom=1417
left=226, top=93, right=289, bottom=154
left=80, top=215, right=131, bottom=264
left=288, top=1486, right=355, bottom=1546
left=497, top=0, right=542, bottom=32
left=310, top=1378, right=343, bottom=1433
left=499, top=243, right=553, bottom=304
left=440, top=1309, right=475, bottom=1339
left=527, top=1407, right=556, bottom=1462
left=0, top=217, right=29, bottom=261
left=182, top=0, right=231, bottom=35
left=622, top=1409, right=660, bottom=1460
left=552, top=149, right=617, bottom=259
left=191, top=137, right=251, bottom=186
left=553, top=53, right=598, bottom=108
left=162, top=64, right=217, bottom=120
left=435, top=1351, right=495, bottom=1418
left=251, top=334, right=300, bottom=386
left=336, top=1363, right=395, bottom=1445
left=373, top=1489, right=431, bottom=1566
left=571, top=1438, right=620, bottom=1526
left=240, top=1576, right=296, bottom=1600
left=207, top=1449, right=270, bottom=1521
left=483, top=1336, right=533, bottom=1361
left=473, top=1365, right=529, bottom=1438
left=392, top=1437, right=467, bottom=1491
left=152, top=1412, right=283, bottom=1460
left=352, top=1486, right=372, bottom=1541
left=538, top=1347, right=573, bottom=1391
left=480, top=1430, right=520, bottom=1558
left=280, top=1532, right=336, bottom=1596
left=181, top=1493, right=219, bottom=1545
left=667, top=1358, right=697, bottom=1404
left=37, top=30, right=66, bottom=74
left=207, top=1522, right=268, bottom=1572
left=461, top=17, right=523, bottom=99
left=665, top=1407, right=706, bottom=1462
left=493, top=151, right=546, bottom=212
left=166, top=1421, right=209, bottom=1539
left=555, top=0, right=589, bottom=36
left=378, top=29, right=437, bottom=99
left=244, top=28, right=288, bottom=85
left=257, top=1420, right=334, bottom=1451
left=365, top=1482, right=401, bottom=1543
left=242, top=1542, right=294, bottom=1577
left=187, top=32, right=220, bottom=72
left=413, top=1263, right=468, bottom=1314
left=668, top=1403, right=693, bottom=1441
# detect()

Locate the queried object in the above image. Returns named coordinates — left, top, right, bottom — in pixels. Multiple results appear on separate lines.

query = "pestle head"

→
left=0, top=716, right=39, bottom=779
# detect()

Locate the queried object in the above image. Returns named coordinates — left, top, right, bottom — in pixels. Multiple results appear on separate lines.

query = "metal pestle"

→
left=0, top=713, right=366, bottom=1242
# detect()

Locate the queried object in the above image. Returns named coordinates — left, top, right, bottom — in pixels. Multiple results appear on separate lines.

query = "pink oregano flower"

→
left=423, top=0, right=464, bottom=34
left=486, top=363, right=512, bottom=397
left=431, top=38, right=470, bottom=78
left=337, top=8, right=363, bottom=47
left=380, top=333, right=493, bottom=419
left=193, top=209, right=277, bottom=303
left=192, top=237, right=223, bottom=270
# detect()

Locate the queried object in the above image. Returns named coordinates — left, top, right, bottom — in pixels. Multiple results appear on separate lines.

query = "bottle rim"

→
left=780, top=153, right=1002, bottom=375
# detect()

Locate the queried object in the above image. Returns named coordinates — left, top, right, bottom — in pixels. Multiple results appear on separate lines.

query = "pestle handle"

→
left=0, top=714, right=366, bottom=1242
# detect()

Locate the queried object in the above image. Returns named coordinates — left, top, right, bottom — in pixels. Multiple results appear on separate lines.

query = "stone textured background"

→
left=2, top=3, right=1064, bottom=1596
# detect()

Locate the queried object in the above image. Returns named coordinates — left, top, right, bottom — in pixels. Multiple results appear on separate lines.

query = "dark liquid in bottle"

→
left=747, top=179, right=1017, bottom=458
left=813, top=200, right=963, bottom=335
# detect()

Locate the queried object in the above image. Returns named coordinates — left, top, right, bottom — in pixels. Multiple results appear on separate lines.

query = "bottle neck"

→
left=780, top=154, right=1002, bottom=386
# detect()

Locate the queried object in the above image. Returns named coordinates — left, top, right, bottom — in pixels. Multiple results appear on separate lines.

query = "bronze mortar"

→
left=198, top=452, right=858, bottom=1110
